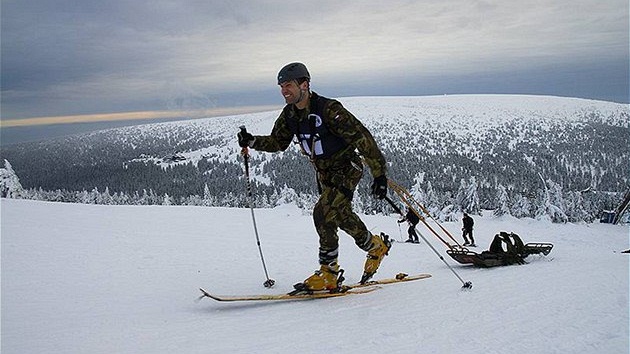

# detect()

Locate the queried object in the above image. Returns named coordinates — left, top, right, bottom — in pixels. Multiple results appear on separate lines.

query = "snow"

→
left=1, top=198, right=628, bottom=353
left=100, top=94, right=626, bottom=170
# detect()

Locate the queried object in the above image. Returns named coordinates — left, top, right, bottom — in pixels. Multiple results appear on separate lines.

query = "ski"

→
left=198, top=273, right=431, bottom=302
left=199, top=286, right=378, bottom=302
left=346, top=273, right=431, bottom=289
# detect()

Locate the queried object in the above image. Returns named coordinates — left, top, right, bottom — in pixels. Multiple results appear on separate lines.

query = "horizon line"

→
left=0, top=105, right=282, bottom=128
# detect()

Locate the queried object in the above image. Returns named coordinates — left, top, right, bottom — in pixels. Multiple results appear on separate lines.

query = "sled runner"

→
left=446, top=231, right=553, bottom=267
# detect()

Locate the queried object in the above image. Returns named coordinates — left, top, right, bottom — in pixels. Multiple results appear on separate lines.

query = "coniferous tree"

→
left=457, top=177, right=481, bottom=215
left=101, top=187, right=114, bottom=205
left=565, top=191, right=591, bottom=222
left=0, top=160, right=24, bottom=198
left=275, top=184, right=298, bottom=206
left=454, top=178, right=467, bottom=212
left=511, top=194, right=532, bottom=218
left=410, top=172, right=426, bottom=204
left=89, top=188, right=100, bottom=204
left=534, top=180, right=568, bottom=223
left=423, top=180, right=440, bottom=216
left=202, top=184, right=215, bottom=206
left=493, top=184, right=511, bottom=217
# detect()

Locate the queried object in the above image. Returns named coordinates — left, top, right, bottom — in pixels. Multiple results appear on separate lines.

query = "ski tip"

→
left=198, top=288, right=227, bottom=302
left=197, top=288, right=211, bottom=302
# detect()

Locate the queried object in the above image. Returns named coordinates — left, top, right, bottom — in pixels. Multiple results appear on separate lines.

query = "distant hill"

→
left=1, top=94, right=628, bottom=221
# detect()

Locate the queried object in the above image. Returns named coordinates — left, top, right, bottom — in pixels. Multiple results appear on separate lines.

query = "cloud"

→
left=1, top=0, right=628, bottom=119
left=0, top=105, right=281, bottom=128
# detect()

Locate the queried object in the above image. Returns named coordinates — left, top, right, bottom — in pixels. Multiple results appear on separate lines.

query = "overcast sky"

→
left=1, top=0, right=628, bottom=122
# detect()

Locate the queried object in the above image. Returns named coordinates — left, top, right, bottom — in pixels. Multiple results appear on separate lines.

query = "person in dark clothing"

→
left=237, top=62, right=390, bottom=290
left=398, top=208, right=420, bottom=243
left=462, top=213, right=475, bottom=246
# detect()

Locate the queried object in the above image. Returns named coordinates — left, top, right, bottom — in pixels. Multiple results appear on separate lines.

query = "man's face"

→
left=279, top=80, right=307, bottom=105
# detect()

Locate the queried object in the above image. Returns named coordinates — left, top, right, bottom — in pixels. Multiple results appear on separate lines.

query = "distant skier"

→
left=398, top=207, right=420, bottom=243
left=237, top=62, right=391, bottom=291
left=462, top=213, right=476, bottom=247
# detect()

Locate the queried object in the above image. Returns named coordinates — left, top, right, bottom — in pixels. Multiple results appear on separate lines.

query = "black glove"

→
left=237, top=130, right=254, bottom=148
left=371, top=175, right=387, bottom=200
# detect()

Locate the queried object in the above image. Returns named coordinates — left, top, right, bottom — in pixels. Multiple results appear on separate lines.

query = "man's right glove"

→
left=371, top=175, right=388, bottom=200
left=237, top=130, right=254, bottom=148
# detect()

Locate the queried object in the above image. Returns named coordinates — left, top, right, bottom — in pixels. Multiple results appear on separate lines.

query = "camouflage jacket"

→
left=252, top=92, right=386, bottom=182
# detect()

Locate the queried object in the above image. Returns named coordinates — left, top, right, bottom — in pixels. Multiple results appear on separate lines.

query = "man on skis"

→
left=237, top=62, right=390, bottom=291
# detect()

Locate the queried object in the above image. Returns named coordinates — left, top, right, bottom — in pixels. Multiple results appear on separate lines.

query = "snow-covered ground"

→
left=1, top=198, right=628, bottom=353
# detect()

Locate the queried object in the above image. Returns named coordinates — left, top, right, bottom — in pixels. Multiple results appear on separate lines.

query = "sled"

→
left=446, top=232, right=553, bottom=267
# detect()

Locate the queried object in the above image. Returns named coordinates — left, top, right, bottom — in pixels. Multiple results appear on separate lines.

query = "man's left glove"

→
left=237, top=130, right=255, bottom=148
left=371, top=175, right=388, bottom=200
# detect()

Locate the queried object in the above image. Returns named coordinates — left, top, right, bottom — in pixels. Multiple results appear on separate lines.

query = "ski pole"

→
left=384, top=195, right=472, bottom=290
left=414, top=224, right=472, bottom=290
left=384, top=195, right=405, bottom=242
left=239, top=126, right=275, bottom=288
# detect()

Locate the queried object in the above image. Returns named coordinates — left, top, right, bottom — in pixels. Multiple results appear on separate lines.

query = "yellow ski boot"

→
left=361, top=233, right=392, bottom=283
left=293, top=263, right=344, bottom=293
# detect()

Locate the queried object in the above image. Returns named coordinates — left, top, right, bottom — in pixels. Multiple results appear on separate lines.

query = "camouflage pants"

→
left=312, top=162, right=371, bottom=265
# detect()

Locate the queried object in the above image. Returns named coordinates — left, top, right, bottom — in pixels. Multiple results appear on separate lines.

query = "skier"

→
left=462, top=213, right=475, bottom=246
left=237, top=62, right=390, bottom=291
left=398, top=207, right=420, bottom=243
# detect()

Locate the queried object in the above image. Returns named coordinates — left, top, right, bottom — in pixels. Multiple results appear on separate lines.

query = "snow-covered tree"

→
left=565, top=191, right=591, bottom=222
left=423, top=180, right=439, bottom=214
left=437, top=204, right=459, bottom=222
left=0, top=160, right=24, bottom=198
left=202, top=184, right=216, bottom=206
left=410, top=172, right=426, bottom=204
left=534, top=179, right=568, bottom=223
left=163, top=193, right=172, bottom=206
left=511, top=193, right=532, bottom=218
left=101, top=187, right=114, bottom=205
left=456, top=177, right=481, bottom=215
left=352, top=189, right=366, bottom=214
left=548, top=179, right=567, bottom=217
left=275, top=184, right=298, bottom=206
left=113, top=191, right=131, bottom=205
left=493, top=184, right=511, bottom=217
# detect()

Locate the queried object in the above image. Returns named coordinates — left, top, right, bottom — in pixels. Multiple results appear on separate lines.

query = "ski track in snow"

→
left=1, top=199, right=628, bottom=354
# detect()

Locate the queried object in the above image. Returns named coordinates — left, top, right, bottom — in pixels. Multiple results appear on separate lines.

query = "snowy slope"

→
left=1, top=198, right=628, bottom=353
left=1, top=94, right=627, bottom=215
left=112, top=94, right=628, bottom=166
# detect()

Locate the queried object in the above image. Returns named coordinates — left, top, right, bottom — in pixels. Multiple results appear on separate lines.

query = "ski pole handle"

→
left=239, top=125, right=249, bottom=156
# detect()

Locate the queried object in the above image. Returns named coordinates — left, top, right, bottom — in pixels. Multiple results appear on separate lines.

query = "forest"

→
left=1, top=95, right=627, bottom=223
